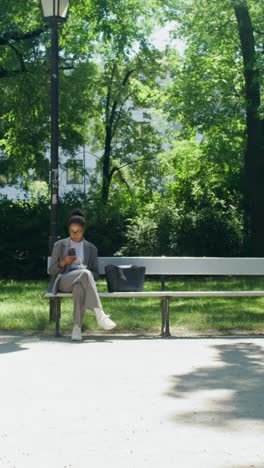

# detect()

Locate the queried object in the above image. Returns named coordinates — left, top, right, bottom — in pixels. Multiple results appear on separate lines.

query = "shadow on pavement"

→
left=0, top=334, right=31, bottom=354
left=0, top=331, right=167, bottom=353
left=166, top=341, right=264, bottom=427
left=234, top=466, right=264, bottom=468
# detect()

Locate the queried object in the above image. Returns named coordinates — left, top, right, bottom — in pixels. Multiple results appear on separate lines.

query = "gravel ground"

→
left=1, top=332, right=264, bottom=468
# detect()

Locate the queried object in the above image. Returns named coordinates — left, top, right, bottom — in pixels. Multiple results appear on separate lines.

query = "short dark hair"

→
left=68, top=208, right=85, bottom=228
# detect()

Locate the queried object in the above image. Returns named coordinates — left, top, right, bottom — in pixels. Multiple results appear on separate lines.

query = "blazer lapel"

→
left=83, top=239, right=92, bottom=266
left=62, top=237, right=71, bottom=258
left=61, top=238, right=72, bottom=273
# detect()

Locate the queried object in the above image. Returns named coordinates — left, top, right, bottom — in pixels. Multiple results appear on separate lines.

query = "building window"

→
left=67, top=159, right=84, bottom=184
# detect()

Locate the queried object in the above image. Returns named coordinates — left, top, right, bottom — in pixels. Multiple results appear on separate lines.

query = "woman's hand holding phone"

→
left=59, top=248, right=77, bottom=269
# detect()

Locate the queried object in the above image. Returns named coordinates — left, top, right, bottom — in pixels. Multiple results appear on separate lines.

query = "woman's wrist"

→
left=59, top=259, right=65, bottom=269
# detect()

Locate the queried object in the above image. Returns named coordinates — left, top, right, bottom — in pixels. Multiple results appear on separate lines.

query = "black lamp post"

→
left=41, top=0, right=69, bottom=332
left=40, top=0, right=69, bottom=254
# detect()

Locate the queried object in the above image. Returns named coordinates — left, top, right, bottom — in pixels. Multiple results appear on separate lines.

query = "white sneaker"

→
left=97, top=315, right=116, bottom=331
left=71, top=325, right=82, bottom=341
left=94, top=308, right=116, bottom=331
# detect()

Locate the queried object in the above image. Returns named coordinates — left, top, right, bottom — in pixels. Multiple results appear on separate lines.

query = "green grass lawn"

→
left=1, top=277, right=264, bottom=334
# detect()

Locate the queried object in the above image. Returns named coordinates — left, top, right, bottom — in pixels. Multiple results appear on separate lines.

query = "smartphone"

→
left=68, top=248, right=76, bottom=256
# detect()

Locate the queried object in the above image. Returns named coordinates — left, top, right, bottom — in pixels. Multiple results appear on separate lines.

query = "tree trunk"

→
left=234, top=2, right=264, bottom=255
left=101, top=67, right=134, bottom=204
left=102, top=125, right=112, bottom=204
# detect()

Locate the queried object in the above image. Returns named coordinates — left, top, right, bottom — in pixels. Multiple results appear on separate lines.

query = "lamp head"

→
left=40, top=0, right=69, bottom=22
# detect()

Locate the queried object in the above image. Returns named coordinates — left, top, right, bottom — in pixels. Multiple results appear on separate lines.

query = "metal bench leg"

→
left=161, top=297, right=171, bottom=337
left=49, top=299, right=54, bottom=322
left=161, top=275, right=166, bottom=291
left=164, top=297, right=171, bottom=337
left=55, top=298, right=61, bottom=337
left=161, top=298, right=166, bottom=335
left=49, top=298, right=61, bottom=337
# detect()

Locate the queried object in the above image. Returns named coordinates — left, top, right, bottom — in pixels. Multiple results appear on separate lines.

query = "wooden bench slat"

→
left=48, top=256, right=264, bottom=276
left=45, top=290, right=264, bottom=298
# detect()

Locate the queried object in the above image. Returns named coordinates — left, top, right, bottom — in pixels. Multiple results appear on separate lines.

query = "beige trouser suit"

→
left=58, top=269, right=102, bottom=326
left=48, top=237, right=102, bottom=327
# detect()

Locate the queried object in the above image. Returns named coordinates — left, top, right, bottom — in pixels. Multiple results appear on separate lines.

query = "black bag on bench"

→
left=105, top=265, right=146, bottom=292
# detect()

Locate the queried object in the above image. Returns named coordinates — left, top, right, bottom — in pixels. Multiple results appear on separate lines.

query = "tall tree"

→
left=233, top=0, right=264, bottom=254
left=163, top=0, right=264, bottom=253
left=91, top=50, right=165, bottom=204
left=64, top=0, right=167, bottom=203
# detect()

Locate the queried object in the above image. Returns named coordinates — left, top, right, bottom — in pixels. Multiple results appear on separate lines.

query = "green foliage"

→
left=0, top=196, right=50, bottom=279
left=158, top=0, right=264, bottom=252
left=0, top=0, right=164, bottom=187
left=61, top=188, right=137, bottom=255
left=118, top=199, right=244, bottom=257
left=118, top=138, right=244, bottom=256
left=1, top=0, right=263, bottom=261
left=163, top=2, right=247, bottom=152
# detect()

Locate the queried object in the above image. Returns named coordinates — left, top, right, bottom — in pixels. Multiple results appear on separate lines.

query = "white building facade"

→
left=0, top=107, right=173, bottom=200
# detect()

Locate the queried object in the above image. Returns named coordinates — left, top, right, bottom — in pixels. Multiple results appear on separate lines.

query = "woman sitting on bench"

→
left=48, top=209, right=116, bottom=341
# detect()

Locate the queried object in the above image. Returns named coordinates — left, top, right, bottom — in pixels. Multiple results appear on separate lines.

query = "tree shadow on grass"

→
left=165, top=341, right=264, bottom=427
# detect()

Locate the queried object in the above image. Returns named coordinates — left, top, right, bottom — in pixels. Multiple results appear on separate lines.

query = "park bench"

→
left=45, top=256, right=264, bottom=338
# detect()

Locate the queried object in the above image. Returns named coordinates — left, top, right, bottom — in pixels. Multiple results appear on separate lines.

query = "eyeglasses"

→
left=69, top=229, right=84, bottom=235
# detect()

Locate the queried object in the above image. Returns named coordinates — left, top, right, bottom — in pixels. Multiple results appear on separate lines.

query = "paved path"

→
left=1, top=332, right=264, bottom=468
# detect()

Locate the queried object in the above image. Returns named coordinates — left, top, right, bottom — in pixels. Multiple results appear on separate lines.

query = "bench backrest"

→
left=47, top=256, right=264, bottom=276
